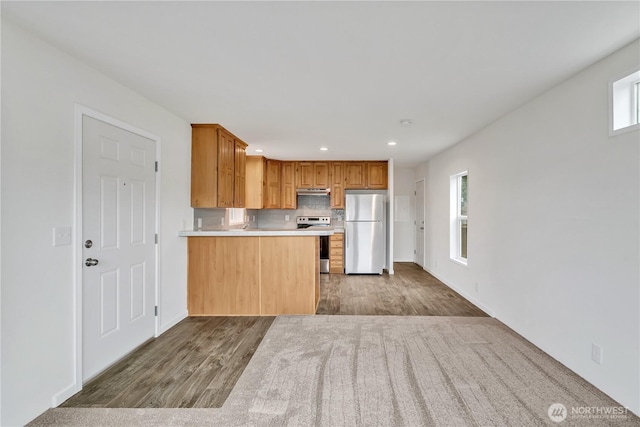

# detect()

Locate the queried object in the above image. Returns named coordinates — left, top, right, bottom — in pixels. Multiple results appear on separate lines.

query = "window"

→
left=450, top=171, right=468, bottom=265
left=635, top=81, right=640, bottom=124
left=610, top=69, right=640, bottom=135
left=227, top=208, right=246, bottom=225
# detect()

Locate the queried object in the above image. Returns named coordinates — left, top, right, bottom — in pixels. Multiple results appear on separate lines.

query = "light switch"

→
left=53, top=226, right=72, bottom=247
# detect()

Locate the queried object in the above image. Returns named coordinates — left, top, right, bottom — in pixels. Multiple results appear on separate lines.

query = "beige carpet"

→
left=31, top=316, right=639, bottom=426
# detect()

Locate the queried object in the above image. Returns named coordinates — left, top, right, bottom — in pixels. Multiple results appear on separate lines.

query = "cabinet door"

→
left=281, top=161, right=296, bottom=209
left=297, top=162, right=314, bottom=188
left=367, top=161, right=388, bottom=189
left=245, top=156, right=265, bottom=209
left=329, top=233, right=344, bottom=274
left=234, top=140, right=247, bottom=207
left=344, top=162, right=367, bottom=189
left=217, top=128, right=235, bottom=208
left=330, top=162, right=344, bottom=209
left=314, top=162, right=330, bottom=187
left=190, top=125, right=218, bottom=208
left=265, top=160, right=282, bottom=208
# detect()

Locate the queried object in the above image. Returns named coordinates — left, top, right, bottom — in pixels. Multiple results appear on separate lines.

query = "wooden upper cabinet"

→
left=281, top=161, right=296, bottom=209
left=330, top=162, right=344, bottom=209
left=297, top=162, right=314, bottom=188
left=314, top=162, right=330, bottom=187
left=367, top=161, right=388, bottom=189
left=191, top=124, right=249, bottom=208
left=296, top=161, right=330, bottom=188
left=191, top=125, right=218, bottom=208
left=343, top=161, right=388, bottom=190
left=245, top=156, right=266, bottom=209
left=344, top=162, right=367, bottom=189
left=217, top=128, right=235, bottom=208
left=265, top=160, right=282, bottom=209
left=234, top=139, right=247, bottom=208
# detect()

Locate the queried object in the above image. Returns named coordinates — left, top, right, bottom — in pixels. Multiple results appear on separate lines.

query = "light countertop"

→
left=179, top=227, right=335, bottom=237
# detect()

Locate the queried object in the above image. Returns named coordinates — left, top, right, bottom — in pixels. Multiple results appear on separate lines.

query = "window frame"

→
left=450, top=171, right=468, bottom=266
left=609, top=68, right=640, bottom=136
left=635, top=80, right=640, bottom=124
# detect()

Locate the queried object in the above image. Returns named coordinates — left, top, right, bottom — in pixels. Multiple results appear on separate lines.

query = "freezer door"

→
left=345, top=221, right=384, bottom=274
left=345, top=193, right=384, bottom=221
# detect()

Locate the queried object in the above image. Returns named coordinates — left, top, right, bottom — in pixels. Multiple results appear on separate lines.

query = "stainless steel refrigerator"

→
left=345, top=190, right=385, bottom=274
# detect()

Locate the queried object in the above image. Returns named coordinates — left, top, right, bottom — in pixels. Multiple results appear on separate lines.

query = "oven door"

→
left=319, top=235, right=330, bottom=274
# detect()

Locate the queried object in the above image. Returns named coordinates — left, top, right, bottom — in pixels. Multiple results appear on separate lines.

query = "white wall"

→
left=393, top=168, right=416, bottom=262
left=415, top=39, right=640, bottom=414
left=1, top=20, right=192, bottom=426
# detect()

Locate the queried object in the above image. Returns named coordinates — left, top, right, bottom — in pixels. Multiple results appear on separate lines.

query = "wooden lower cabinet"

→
left=187, top=236, right=320, bottom=315
left=188, top=237, right=260, bottom=315
left=260, top=236, right=319, bottom=315
left=329, top=233, right=344, bottom=274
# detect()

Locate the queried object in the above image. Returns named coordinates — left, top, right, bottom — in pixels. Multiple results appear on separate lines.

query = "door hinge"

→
left=155, top=161, right=158, bottom=172
left=155, top=306, right=158, bottom=317
left=155, top=234, right=158, bottom=244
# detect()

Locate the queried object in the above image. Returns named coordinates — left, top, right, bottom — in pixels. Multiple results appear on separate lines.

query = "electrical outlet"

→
left=591, top=344, right=603, bottom=365
left=475, top=282, right=479, bottom=292
left=196, top=218, right=202, bottom=230
left=252, top=215, right=256, bottom=222
left=285, top=215, right=290, bottom=221
left=220, top=217, right=225, bottom=226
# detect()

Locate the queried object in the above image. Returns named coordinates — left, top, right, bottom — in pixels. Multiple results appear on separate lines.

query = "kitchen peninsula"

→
left=179, top=228, right=333, bottom=316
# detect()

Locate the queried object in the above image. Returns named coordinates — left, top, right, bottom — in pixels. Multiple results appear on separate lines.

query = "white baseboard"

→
left=158, top=310, right=188, bottom=336
left=423, top=267, right=495, bottom=317
left=52, top=382, right=80, bottom=407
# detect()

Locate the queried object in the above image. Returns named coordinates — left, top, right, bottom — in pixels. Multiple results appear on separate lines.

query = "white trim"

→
left=158, top=310, right=189, bottom=335
left=51, top=383, right=78, bottom=407
left=423, top=266, right=494, bottom=317
left=414, top=178, right=425, bottom=268
left=387, top=158, right=394, bottom=275
left=609, top=67, right=640, bottom=136
left=71, top=104, right=161, bottom=401
left=449, top=170, right=468, bottom=265
left=450, top=257, right=468, bottom=268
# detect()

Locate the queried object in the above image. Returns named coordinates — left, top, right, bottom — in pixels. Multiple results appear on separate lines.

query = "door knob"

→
left=85, top=258, right=99, bottom=267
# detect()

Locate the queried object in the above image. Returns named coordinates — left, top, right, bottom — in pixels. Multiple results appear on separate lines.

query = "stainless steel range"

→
left=297, top=216, right=331, bottom=273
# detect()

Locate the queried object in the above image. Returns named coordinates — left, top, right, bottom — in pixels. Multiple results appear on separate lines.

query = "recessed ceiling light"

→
left=388, top=141, right=397, bottom=146
left=255, top=149, right=264, bottom=153
left=320, top=147, right=329, bottom=151
left=400, top=119, right=413, bottom=126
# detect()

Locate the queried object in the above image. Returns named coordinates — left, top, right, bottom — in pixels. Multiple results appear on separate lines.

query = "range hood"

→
left=296, top=188, right=330, bottom=196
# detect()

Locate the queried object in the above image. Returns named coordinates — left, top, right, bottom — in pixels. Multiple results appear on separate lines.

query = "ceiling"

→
left=3, top=1, right=639, bottom=167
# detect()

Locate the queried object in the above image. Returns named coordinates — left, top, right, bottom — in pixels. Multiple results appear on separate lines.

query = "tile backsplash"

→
left=257, top=195, right=343, bottom=229
left=192, top=195, right=344, bottom=230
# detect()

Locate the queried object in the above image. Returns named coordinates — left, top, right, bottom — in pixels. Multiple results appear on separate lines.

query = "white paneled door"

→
left=415, top=179, right=425, bottom=267
left=82, top=116, right=156, bottom=382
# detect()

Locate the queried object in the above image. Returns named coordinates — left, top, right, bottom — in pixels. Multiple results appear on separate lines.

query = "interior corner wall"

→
left=393, top=167, right=416, bottom=262
left=415, top=39, right=640, bottom=414
left=1, top=20, right=192, bottom=426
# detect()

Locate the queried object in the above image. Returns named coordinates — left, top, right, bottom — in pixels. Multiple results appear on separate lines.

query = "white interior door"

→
left=82, top=116, right=156, bottom=381
left=415, top=179, right=425, bottom=267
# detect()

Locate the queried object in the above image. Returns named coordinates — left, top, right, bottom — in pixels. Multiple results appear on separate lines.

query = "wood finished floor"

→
left=317, top=262, right=487, bottom=316
left=63, top=262, right=486, bottom=408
